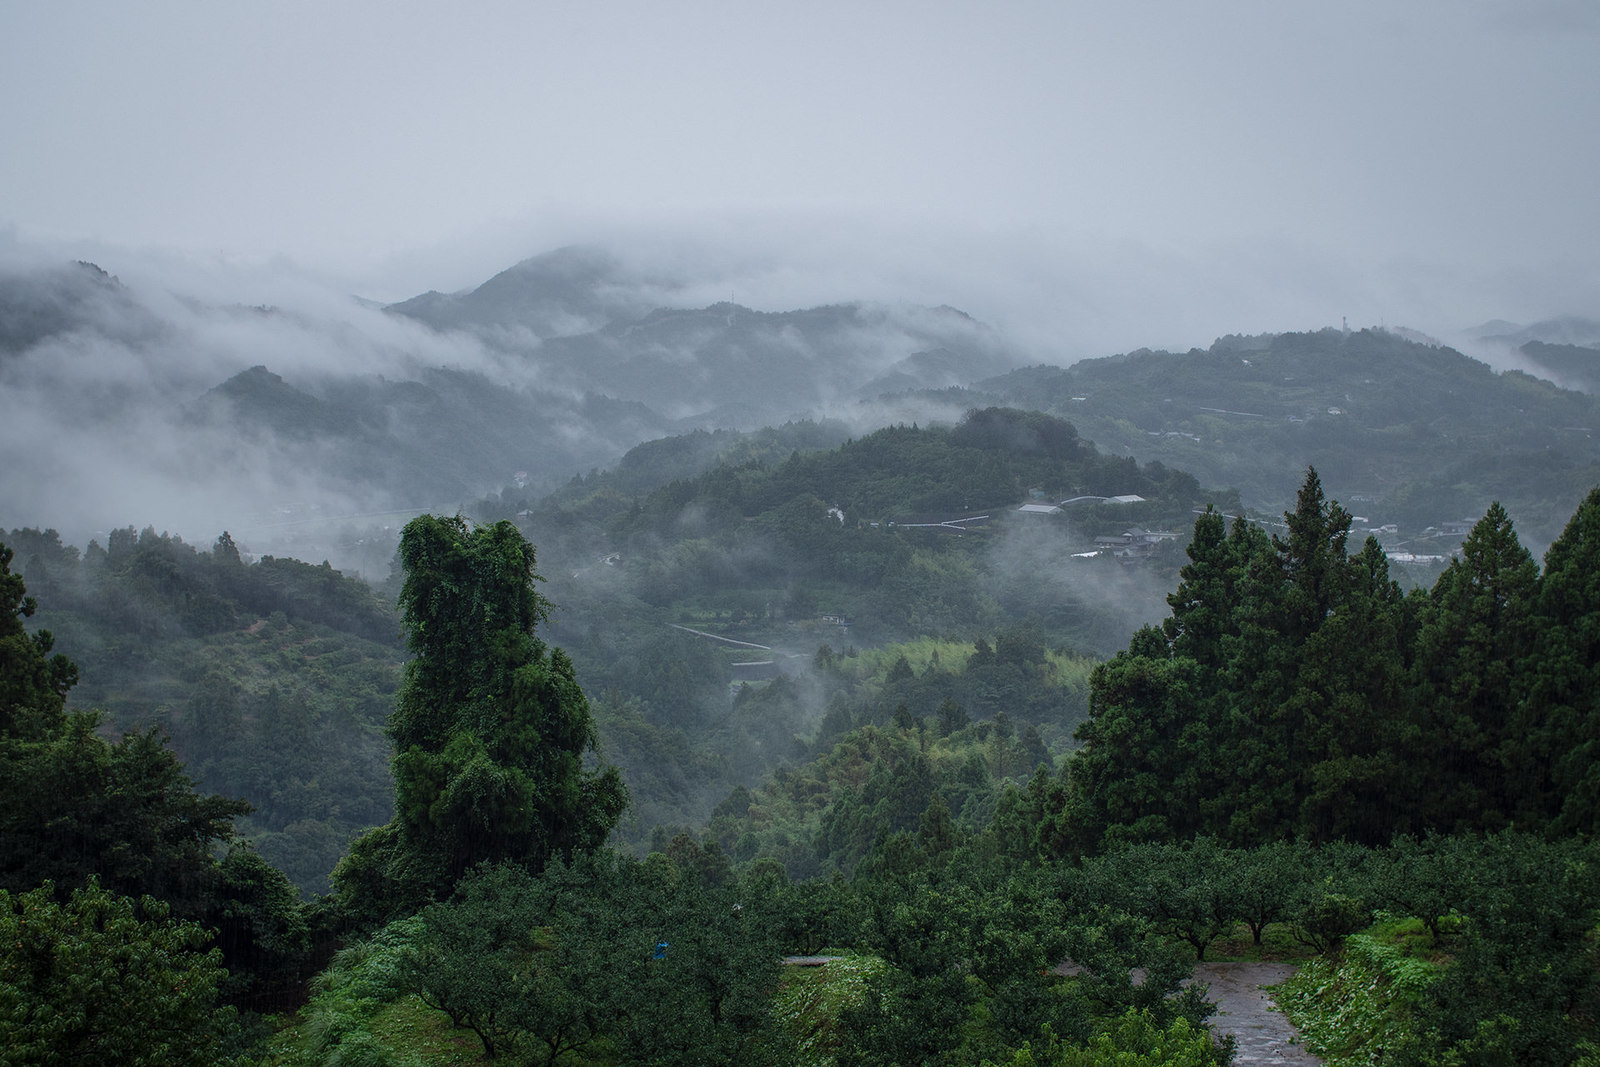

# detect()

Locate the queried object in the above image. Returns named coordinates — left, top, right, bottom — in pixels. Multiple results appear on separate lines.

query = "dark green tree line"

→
left=334, top=516, right=628, bottom=925
left=1060, top=472, right=1600, bottom=850
left=1, top=542, right=311, bottom=1057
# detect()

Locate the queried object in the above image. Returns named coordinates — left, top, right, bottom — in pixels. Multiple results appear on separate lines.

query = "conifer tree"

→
left=337, top=516, right=627, bottom=920
left=1527, top=487, right=1600, bottom=832
left=1413, top=502, right=1540, bottom=830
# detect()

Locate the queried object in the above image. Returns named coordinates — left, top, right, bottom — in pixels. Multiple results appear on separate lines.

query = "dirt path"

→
left=1189, top=962, right=1321, bottom=1066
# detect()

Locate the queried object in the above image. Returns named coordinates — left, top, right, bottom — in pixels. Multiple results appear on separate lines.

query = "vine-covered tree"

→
left=335, top=516, right=627, bottom=922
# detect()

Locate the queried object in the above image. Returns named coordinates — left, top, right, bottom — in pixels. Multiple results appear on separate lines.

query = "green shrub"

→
left=983, top=1010, right=1229, bottom=1066
left=1277, top=934, right=1436, bottom=1065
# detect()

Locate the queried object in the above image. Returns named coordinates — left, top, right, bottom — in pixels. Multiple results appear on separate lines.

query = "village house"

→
left=1093, top=527, right=1178, bottom=558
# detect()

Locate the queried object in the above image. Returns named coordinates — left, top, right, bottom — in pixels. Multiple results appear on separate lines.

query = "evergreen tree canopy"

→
left=1058, top=470, right=1600, bottom=852
left=0, top=543, right=77, bottom=740
left=1530, top=487, right=1600, bottom=833
left=0, top=542, right=309, bottom=1017
left=338, top=516, right=628, bottom=921
left=1, top=879, right=237, bottom=1066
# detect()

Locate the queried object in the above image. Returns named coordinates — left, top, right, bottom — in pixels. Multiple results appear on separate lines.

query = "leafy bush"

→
left=273, top=917, right=422, bottom=1066
left=982, top=1010, right=1229, bottom=1066
left=1, top=879, right=237, bottom=1066
left=1277, top=934, right=1436, bottom=1065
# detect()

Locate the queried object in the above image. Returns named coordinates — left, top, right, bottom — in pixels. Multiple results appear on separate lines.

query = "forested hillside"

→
left=497, top=407, right=1221, bottom=843
left=509, top=406, right=1218, bottom=649
left=8, top=406, right=1209, bottom=890
left=3, top=525, right=402, bottom=895
left=8, top=467, right=1600, bottom=1063
left=8, top=398, right=1600, bottom=1064
left=1, top=543, right=313, bottom=1059
left=971, top=328, right=1600, bottom=545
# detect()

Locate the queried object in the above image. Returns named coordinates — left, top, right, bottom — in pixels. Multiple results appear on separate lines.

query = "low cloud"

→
left=4, top=222, right=1594, bottom=571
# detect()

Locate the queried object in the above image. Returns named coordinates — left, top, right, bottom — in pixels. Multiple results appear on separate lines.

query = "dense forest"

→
left=6, top=408, right=1213, bottom=891
left=1, top=524, right=402, bottom=895
left=5, top=410, right=1600, bottom=1062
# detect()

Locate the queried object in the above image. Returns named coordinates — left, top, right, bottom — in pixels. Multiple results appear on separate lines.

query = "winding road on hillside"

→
left=1190, top=962, right=1321, bottom=1065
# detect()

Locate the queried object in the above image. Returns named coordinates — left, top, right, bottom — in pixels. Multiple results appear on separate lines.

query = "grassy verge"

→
left=1201, top=922, right=1319, bottom=964
left=1274, top=930, right=1440, bottom=1065
left=770, top=954, right=889, bottom=1067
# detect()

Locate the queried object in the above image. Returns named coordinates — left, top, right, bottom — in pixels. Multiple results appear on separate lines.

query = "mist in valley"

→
left=8, top=10, right=1600, bottom=1062
left=2, top=0, right=1598, bottom=881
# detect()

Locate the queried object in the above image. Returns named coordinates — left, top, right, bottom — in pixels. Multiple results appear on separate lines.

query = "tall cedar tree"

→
left=1412, top=502, right=1541, bottom=831
left=1528, top=487, right=1600, bottom=833
left=1066, top=469, right=1418, bottom=850
left=1063, top=474, right=1600, bottom=852
left=336, top=516, right=627, bottom=922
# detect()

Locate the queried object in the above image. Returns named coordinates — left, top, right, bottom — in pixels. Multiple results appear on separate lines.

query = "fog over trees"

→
left=5, top=3, right=1599, bottom=1060
left=5, top=245, right=1600, bottom=1060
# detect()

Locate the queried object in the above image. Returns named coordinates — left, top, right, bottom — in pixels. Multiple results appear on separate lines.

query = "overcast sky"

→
left=3, top=1, right=1597, bottom=353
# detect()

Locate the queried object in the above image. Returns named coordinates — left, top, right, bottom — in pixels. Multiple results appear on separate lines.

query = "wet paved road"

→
left=1190, top=962, right=1322, bottom=1066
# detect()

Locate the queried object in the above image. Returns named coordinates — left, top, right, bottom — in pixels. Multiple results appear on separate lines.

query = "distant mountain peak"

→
left=1469, top=316, right=1600, bottom=348
left=385, top=244, right=663, bottom=339
left=0, top=258, right=147, bottom=352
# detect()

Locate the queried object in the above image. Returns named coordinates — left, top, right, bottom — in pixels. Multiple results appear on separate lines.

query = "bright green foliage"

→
left=339, top=516, right=627, bottom=919
left=271, top=915, right=423, bottom=1066
left=769, top=954, right=890, bottom=1067
left=1277, top=934, right=1437, bottom=1066
left=0, top=878, right=236, bottom=1066
left=983, top=1010, right=1228, bottom=1067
